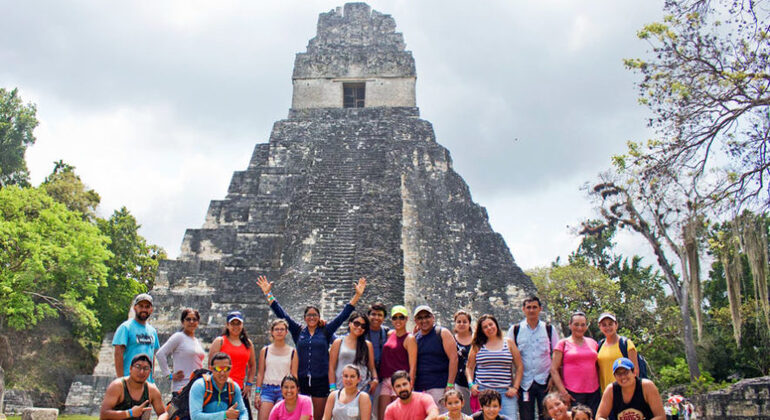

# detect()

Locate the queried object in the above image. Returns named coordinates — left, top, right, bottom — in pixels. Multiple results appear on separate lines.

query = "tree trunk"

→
left=684, top=220, right=703, bottom=341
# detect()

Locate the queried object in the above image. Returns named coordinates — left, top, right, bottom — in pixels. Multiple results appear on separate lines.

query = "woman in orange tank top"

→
left=209, top=310, right=257, bottom=420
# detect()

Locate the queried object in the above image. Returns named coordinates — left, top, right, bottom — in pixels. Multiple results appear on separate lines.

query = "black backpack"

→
left=512, top=322, right=555, bottom=356
left=597, top=336, right=650, bottom=379
left=166, top=368, right=236, bottom=420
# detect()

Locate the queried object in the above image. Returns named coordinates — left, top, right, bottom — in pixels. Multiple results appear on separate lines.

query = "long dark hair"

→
left=472, top=314, right=502, bottom=348
left=347, top=311, right=370, bottom=367
left=222, top=321, right=251, bottom=349
left=304, top=305, right=327, bottom=328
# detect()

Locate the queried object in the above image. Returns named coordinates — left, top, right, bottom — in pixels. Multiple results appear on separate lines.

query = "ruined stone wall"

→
left=692, top=376, right=770, bottom=419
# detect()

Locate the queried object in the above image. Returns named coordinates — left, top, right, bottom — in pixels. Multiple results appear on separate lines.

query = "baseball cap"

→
left=413, top=305, right=433, bottom=317
left=227, top=311, right=245, bottom=323
left=598, top=312, right=616, bottom=323
left=391, top=305, right=408, bottom=318
left=132, top=293, right=153, bottom=306
left=131, top=353, right=152, bottom=367
left=613, top=357, right=634, bottom=374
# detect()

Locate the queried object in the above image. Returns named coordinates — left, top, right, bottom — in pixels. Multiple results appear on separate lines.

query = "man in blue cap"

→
left=113, top=293, right=161, bottom=381
left=596, top=357, right=665, bottom=420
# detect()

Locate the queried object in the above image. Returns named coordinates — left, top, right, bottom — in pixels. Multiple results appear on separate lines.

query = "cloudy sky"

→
left=2, top=0, right=664, bottom=270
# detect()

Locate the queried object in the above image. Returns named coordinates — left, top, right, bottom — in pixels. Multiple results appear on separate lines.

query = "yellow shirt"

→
left=597, top=338, right=636, bottom=391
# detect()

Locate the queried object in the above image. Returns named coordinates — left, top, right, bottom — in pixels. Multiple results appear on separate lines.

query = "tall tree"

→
left=93, top=207, right=166, bottom=333
left=624, top=0, right=770, bottom=209
left=41, top=160, right=101, bottom=221
left=0, top=88, right=38, bottom=187
left=0, top=186, right=111, bottom=337
left=587, top=166, right=703, bottom=379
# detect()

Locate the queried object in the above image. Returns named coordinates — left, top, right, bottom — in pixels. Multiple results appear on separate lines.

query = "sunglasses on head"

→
left=212, top=366, right=231, bottom=373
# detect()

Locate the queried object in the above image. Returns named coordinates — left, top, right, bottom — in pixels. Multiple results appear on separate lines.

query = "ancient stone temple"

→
left=65, top=3, right=535, bottom=413
left=150, top=2, right=536, bottom=340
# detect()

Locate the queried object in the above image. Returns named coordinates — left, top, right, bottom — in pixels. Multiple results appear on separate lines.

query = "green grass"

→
left=7, top=416, right=98, bottom=420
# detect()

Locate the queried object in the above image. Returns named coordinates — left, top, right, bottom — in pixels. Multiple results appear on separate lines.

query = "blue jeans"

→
left=479, top=385, right=519, bottom=419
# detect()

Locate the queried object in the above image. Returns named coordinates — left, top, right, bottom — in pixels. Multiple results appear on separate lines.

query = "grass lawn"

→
left=7, top=416, right=98, bottom=420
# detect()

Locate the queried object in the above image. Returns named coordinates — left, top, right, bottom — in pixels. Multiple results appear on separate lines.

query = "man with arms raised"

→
left=100, top=354, right=167, bottom=420
left=114, top=293, right=161, bottom=381
left=384, top=370, right=439, bottom=420
left=506, top=296, right=559, bottom=420
left=190, top=352, right=248, bottom=420
left=413, top=305, right=458, bottom=407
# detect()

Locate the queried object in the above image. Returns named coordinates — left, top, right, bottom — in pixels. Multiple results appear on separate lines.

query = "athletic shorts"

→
left=380, top=377, right=396, bottom=397
left=299, top=375, right=330, bottom=398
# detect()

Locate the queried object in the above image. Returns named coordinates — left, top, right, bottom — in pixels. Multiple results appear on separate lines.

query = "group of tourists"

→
left=100, top=277, right=671, bottom=420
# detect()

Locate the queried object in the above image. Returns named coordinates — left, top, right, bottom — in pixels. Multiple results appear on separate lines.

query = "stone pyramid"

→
left=149, top=2, right=536, bottom=342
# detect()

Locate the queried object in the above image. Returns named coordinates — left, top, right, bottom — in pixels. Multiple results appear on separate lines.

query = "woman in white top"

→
left=256, top=319, right=299, bottom=420
left=328, top=312, right=378, bottom=392
left=156, top=308, right=206, bottom=395
left=323, top=364, right=372, bottom=420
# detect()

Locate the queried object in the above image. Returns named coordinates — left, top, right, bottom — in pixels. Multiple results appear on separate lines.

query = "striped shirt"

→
left=475, top=341, right=513, bottom=388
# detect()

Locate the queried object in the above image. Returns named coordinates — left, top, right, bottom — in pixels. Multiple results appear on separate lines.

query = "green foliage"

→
left=529, top=262, right=620, bottom=338
left=0, top=186, right=111, bottom=339
left=0, top=88, right=38, bottom=187
left=42, top=161, right=101, bottom=221
left=93, top=207, right=166, bottom=333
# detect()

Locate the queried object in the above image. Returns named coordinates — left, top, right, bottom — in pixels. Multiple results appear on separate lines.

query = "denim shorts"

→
left=260, top=384, right=283, bottom=404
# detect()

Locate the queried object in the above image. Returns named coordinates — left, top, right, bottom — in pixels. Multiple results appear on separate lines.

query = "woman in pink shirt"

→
left=270, top=376, right=313, bottom=420
left=550, top=311, right=601, bottom=415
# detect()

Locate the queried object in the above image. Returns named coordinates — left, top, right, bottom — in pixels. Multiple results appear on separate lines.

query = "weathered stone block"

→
left=21, top=408, right=58, bottom=420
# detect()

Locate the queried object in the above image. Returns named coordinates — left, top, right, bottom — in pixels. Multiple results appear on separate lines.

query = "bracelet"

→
left=469, top=381, right=476, bottom=388
left=255, top=386, right=262, bottom=394
left=446, top=383, right=455, bottom=388
left=169, top=374, right=174, bottom=381
left=329, top=383, right=337, bottom=391
left=128, top=409, right=133, bottom=418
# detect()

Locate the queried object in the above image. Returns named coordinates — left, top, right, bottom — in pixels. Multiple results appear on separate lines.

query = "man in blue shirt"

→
left=506, top=296, right=559, bottom=420
left=190, top=352, right=247, bottom=420
left=113, top=293, right=161, bottom=381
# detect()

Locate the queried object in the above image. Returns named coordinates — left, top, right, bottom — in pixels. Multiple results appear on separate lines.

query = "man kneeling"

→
left=384, top=370, right=439, bottom=420
left=190, top=352, right=248, bottom=420
left=100, top=354, right=167, bottom=420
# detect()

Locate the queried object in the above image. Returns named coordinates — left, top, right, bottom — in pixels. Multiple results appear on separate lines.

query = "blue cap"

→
left=227, top=311, right=244, bottom=323
left=612, top=357, right=634, bottom=374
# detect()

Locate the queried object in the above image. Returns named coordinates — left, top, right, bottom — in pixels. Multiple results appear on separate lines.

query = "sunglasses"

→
left=131, top=365, right=152, bottom=372
left=351, top=320, right=366, bottom=328
left=184, top=318, right=199, bottom=322
left=212, top=366, right=232, bottom=373
left=391, top=315, right=406, bottom=320
left=415, top=315, right=432, bottom=321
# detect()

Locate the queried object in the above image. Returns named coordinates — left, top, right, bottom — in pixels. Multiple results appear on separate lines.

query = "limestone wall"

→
left=693, top=376, right=770, bottom=419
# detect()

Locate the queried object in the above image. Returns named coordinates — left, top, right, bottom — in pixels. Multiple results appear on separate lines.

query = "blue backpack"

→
left=598, top=336, right=650, bottom=378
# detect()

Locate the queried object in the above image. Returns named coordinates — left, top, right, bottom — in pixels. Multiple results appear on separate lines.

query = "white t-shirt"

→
left=156, top=331, right=206, bottom=391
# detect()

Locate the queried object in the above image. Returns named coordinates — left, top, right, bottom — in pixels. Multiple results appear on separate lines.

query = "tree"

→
left=587, top=170, right=703, bottom=379
left=624, top=0, right=770, bottom=209
left=0, top=88, right=38, bottom=187
left=0, top=186, right=111, bottom=338
left=529, top=262, right=620, bottom=337
left=41, top=160, right=101, bottom=222
left=93, top=207, right=166, bottom=333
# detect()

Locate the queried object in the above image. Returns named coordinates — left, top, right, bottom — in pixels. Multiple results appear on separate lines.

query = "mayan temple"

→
left=65, top=3, right=535, bottom=413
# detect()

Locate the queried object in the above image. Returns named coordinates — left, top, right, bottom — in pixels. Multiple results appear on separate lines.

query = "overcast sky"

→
left=2, top=0, right=665, bottom=270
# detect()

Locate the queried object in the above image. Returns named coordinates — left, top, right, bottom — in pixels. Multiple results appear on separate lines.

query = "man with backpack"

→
left=506, top=296, right=559, bottom=420
left=189, top=352, right=248, bottom=420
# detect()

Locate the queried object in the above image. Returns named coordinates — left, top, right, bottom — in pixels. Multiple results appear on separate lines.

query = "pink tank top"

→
left=379, top=332, right=409, bottom=378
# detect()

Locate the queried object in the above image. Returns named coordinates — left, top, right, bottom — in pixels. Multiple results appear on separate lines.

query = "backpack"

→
left=166, top=369, right=237, bottom=420
left=597, top=336, right=650, bottom=379
left=512, top=322, right=555, bottom=356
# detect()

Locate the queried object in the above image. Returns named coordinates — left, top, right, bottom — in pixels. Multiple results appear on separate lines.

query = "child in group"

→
left=571, top=404, right=592, bottom=420
left=438, top=389, right=472, bottom=420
